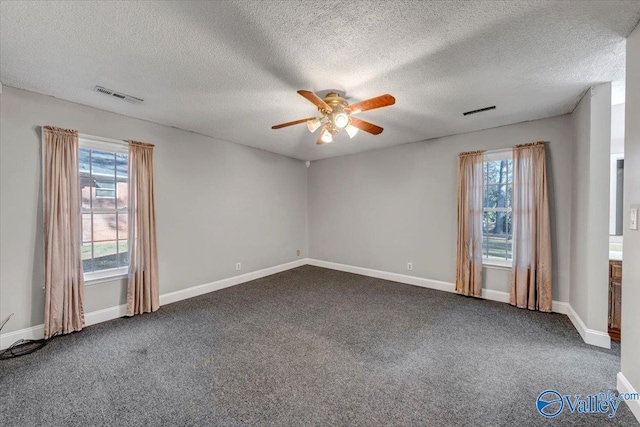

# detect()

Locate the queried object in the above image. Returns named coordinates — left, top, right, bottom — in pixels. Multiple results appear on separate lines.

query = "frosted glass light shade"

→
left=306, top=118, right=322, bottom=133
left=345, top=124, right=359, bottom=138
left=320, top=128, right=333, bottom=143
left=334, top=113, right=349, bottom=129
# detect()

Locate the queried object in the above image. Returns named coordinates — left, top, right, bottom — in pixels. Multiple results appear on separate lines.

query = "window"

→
left=79, top=137, right=129, bottom=282
left=483, top=151, right=513, bottom=267
left=95, top=180, right=116, bottom=199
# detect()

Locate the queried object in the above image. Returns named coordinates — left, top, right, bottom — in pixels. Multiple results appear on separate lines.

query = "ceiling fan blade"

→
left=347, top=94, right=395, bottom=114
left=298, top=90, right=332, bottom=113
left=271, top=117, right=317, bottom=129
left=349, top=117, right=384, bottom=135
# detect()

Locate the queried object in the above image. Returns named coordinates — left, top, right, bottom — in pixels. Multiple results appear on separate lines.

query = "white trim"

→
left=617, top=372, right=640, bottom=423
left=0, top=324, right=44, bottom=351
left=483, top=207, right=511, bottom=212
left=307, top=259, right=455, bottom=293
left=483, top=264, right=512, bottom=271
left=478, top=287, right=569, bottom=314
left=610, top=153, right=625, bottom=235
left=77, top=136, right=129, bottom=281
left=610, top=235, right=623, bottom=244
left=79, top=133, right=129, bottom=151
left=85, top=304, right=128, bottom=326
left=482, top=258, right=513, bottom=268
left=484, top=148, right=513, bottom=161
left=307, top=259, right=602, bottom=344
left=481, top=288, right=510, bottom=303
left=160, top=259, right=307, bottom=305
left=0, top=305, right=130, bottom=350
left=551, top=301, right=570, bottom=315
left=84, top=267, right=128, bottom=285
left=308, top=259, right=572, bottom=312
left=566, top=304, right=611, bottom=349
left=0, top=258, right=604, bottom=351
left=0, top=258, right=307, bottom=350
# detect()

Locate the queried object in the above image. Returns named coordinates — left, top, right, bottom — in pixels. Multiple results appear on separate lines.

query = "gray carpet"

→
left=0, top=265, right=637, bottom=426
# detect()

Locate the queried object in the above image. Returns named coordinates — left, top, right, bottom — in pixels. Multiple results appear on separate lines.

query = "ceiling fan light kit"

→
left=334, top=112, right=349, bottom=129
left=320, top=127, right=333, bottom=144
left=306, top=117, right=322, bottom=133
left=272, top=90, right=395, bottom=145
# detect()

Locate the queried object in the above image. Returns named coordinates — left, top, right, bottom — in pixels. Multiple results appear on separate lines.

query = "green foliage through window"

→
left=483, top=155, right=513, bottom=262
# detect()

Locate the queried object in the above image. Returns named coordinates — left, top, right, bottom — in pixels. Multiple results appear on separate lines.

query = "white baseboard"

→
left=307, top=259, right=455, bottom=293
left=566, top=304, right=611, bottom=349
left=0, top=324, right=45, bottom=351
left=551, top=301, right=570, bottom=315
left=480, top=288, right=569, bottom=315
left=160, top=258, right=307, bottom=305
left=308, top=258, right=569, bottom=311
left=307, top=259, right=605, bottom=347
left=617, top=372, right=640, bottom=423
left=481, top=288, right=510, bottom=303
left=85, top=304, right=128, bottom=326
left=0, top=258, right=607, bottom=351
left=0, top=258, right=307, bottom=350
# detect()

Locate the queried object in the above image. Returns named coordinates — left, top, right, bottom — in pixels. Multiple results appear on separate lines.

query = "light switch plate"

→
left=631, top=207, right=638, bottom=231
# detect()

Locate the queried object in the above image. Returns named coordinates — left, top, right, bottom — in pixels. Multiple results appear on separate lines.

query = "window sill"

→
left=483, top=259, right=512, bottom=270
left=84, top=267, right=128, bottom=286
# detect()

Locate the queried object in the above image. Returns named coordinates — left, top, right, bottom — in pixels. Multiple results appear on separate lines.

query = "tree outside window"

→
left=483, top=153, right=513, bottom=264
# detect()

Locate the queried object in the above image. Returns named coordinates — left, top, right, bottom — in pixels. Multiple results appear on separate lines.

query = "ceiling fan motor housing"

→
left=323, top=92, right=349, bottom=131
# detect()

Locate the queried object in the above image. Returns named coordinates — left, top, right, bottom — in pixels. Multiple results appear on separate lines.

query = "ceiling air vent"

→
left=463, top=105, right=496, bottom=116
left=93, top=86, right=144, bottom=104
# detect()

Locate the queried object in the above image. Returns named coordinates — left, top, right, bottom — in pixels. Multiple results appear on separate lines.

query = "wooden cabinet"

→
left=608, top=260, right=622, bottom=341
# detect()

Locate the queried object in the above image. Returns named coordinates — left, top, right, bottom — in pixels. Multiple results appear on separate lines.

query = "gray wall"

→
left=586, top=84, right=612, bottom=332
left=569, top=84, right=611, bottom=333
left=0, top=87, right=308, bottom=334
left=611, top=103, right=626, bottom=155
left=569, top=93, right=590, bottom=320
left=622, top=22, right=640, bottom=401
left=0, top=78, right=627, bottom=357
left=308, top=115, right=573, bottom=302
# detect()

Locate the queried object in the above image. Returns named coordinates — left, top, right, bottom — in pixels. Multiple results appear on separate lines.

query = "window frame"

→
left=94, top=179, right=116, bottom=199
left=482, top=150, right=514, bottom=268
left=78, top=135, right=130, bottom=285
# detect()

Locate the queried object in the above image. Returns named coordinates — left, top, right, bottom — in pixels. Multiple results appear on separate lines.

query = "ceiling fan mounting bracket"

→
left=320, top=92, right=348, bottom=117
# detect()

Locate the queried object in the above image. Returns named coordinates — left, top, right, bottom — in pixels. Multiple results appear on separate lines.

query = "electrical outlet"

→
left=297, top=249, right=301, bottom=256
left=236, top=262, right=241, bottom=271
left=407, top=262, right=413, bottom=271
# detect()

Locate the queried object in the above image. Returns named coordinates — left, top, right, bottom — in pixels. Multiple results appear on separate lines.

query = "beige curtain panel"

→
left=455, top=150, right=485, bottom=297
left=43, top=126, right=85, bottom=339
left=510, top=142, right=552, bottom=312
left=127, top=141, right=160, bottom=316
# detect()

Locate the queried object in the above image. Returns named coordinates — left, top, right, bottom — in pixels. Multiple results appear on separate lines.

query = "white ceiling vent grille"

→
left=93, top=86, right=143, bottom=104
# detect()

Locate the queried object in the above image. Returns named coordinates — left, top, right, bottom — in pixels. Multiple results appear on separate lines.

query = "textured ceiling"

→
left=1, top=1, right=639, bottom=161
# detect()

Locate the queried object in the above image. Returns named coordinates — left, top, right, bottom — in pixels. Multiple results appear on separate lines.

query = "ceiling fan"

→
left=272, top=90, right=396, bottom=144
